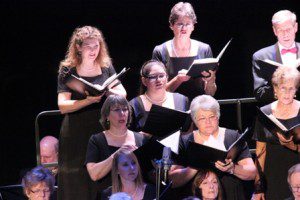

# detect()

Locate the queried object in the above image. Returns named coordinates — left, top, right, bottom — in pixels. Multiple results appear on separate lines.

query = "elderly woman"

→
left=22, top=166, right=55, bottom=200
left=253, top=67, right=300, bottom=200
left=152, top=2, right=217, bottom=100
left=57, top=26, right=126, bottom=199
left=130, top=60, right=189, bottom=132
left=169, top=95, right=256, bottom=200
left=85, top=95, right=147, bottom=194
left=100, top=149, right=156, bottom=200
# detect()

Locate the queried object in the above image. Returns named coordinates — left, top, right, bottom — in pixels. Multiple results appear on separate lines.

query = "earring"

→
left=274, top=93, right=277, bottom=99
left=105, top=119, right=110, bottom=128
left=295, top=94, right=297, bottom=98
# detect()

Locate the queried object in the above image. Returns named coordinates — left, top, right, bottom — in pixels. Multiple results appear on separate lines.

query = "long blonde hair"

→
left=59, top=25, right=112, bottom=71
left=111, top=149, right=144, bottom=194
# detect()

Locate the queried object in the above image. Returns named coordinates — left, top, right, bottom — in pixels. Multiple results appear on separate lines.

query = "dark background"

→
left=0, top=0, right=299, bottom=185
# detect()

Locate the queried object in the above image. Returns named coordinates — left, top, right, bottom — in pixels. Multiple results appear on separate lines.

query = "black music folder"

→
left=257, top=59, right=300, bottom=80
left=186, top=39, right=232, bottom=78
left=185, top=128, right=250, bottom=169
left=257, top=107, right=300, bottom=140
left=62, top=67, right=129, bottom=96
left=141, top=104, right=191, bottom=137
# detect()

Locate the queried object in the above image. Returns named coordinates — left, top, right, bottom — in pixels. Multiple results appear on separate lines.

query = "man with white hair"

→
left=252, top=10, right=299, bottom=103
left=286, top=164, right=300, bottom=200
left=40, top=135, right=59, bottom=176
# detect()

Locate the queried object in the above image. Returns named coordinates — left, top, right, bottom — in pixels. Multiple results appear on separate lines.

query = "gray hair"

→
left=190, top=95, right=220, bottom=123
left=272, top=10, right=297, bottom=25
left=287, top=163, right=300, bottom=184
left=100, top=95, right=132, bottom=130
left=169, top=2, right=197, bottom=25
left=22, top=166, right=55, bottom=195
left=272, top=67, right=300, bottom=88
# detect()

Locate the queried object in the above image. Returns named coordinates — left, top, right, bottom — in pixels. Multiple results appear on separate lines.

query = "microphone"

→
left=162, top=147, right=172, bottom=184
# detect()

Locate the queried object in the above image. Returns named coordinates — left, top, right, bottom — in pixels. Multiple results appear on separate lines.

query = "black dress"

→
left=253, top=104, right=300, bottom=200
left=57, top=66, right=119, bottom=200
left=85, top=131, right=147, bottom=199
left=178, top=129, right=252, bottom=200
left=129, top=93, right=190, bottom=132
left=100, top=184, right=156, bottom=200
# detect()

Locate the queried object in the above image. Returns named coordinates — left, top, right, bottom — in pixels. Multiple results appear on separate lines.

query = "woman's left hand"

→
left=201, top=70, right=216, bottom=83
left=215, top=159, right=235, bottom=174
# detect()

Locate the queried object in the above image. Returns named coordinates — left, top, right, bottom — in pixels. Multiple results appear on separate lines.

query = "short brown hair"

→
left=169, top=2, right=197, bottom=25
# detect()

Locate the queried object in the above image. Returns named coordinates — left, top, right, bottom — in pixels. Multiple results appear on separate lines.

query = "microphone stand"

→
left=155, top=159, right=162, bottom=200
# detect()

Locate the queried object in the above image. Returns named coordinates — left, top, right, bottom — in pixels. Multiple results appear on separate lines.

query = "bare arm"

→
left=86, top=155, right=114, bottom=181
left=201, top=70, right=217, bottom=96
left=168, top=165, right=198, bottom=188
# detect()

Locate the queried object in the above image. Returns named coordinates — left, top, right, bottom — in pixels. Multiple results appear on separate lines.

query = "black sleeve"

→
left=152, top=45, right=163, bottom=62
left=85, top=134, right=106, bottom=165
left=57, top=70, right=72, bottom=93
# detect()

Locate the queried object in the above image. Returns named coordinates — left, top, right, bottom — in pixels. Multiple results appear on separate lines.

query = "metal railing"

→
left=34, top=97, right=258, bottom=165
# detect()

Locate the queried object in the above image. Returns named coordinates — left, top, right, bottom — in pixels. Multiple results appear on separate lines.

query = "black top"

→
left=178, top=129, right=251, bottom=200
left=100, top=184, right=156, bottom=200
left=152, top=40, right=213, bottom=100
left=253, top=103, right=300, bottom=200
left=56, top=65, right=118, bottom=200
left=85, top=131, right=147, bottom=193
left=129, top=93, right=189, bottom=132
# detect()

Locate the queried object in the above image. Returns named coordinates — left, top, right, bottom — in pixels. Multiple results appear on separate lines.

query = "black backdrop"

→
left=0, top=0, right=299, bottom=185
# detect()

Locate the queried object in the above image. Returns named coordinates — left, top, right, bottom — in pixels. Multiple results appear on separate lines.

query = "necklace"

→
left=171, top=38, right=191, bottom=57
left=106, top=130, right=128, bottom=138
left=144, top=93, right=167, bottom=104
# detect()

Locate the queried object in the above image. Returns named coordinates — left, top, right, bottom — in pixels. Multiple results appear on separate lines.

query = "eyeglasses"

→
left=290, top=185, right=300, bottom=192
left=174, top=22, right=193, bottom=29
left=30, top=188, right=50, bottom=195
left=278, top=86, right=296, bottom=93
left=276, top=26, right=295, bottom=35
left=145, top=73, right=167, bottom=82
left=111, top=107, right=129, bottom=113
left=196, top=115, right=218, bottom=123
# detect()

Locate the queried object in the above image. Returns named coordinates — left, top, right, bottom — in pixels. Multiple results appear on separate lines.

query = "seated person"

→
left=286, top=163, right=300, bottom=200
left=40, top=136, right=59, bottom=177
left=100, top=149, right=155, bottom=200
left=21, top=166, right=55, bottom=200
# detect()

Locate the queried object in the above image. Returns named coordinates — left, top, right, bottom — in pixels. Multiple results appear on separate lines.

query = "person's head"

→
left=190, top=95, right=220, bottom=135
left=169, top=2, right=197, bottom=39
left=272, top=67, right=300, bottom=105
left=59, top=25, right=112, bottom=70
left=111, top=149, right=143, bottom=194
left=109, top=192, right=133, bottom=200
left=22, top=166, right=55, bottom=200
left=287, top=163, right=300, bottom=199
left=272, top=10, right=298, bottom=48
left=40, top=136, right=58, bottom=164
left=100, top=95, right=132, bottom=130
left=140, top=60, right=168, bottom=94
left=193, top=170, right=222, bottom=200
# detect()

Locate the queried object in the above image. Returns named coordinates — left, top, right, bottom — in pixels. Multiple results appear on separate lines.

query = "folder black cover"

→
left=185, top=128, right=250, bottom=169
left=256, top=107, right=300, bottom=140
left=62, top=67, right=129, bottom=96
left=141, top=104, right=191, bottom=137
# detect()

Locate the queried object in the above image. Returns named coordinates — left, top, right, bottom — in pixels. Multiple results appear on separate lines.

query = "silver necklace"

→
left=144, top=93, right=167, bottom=104
left=106, top=130, right=128, bottom=138
left=171, top=38, right=191, bottom=57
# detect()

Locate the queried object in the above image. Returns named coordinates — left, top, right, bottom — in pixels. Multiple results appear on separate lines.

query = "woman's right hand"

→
left=85, top=91, right=104, bottom=104
left=176, top=69, right=190, bottom=83
left=119, top=144, right=137, bottom=152
left=251, top=193, right=265, bottom=200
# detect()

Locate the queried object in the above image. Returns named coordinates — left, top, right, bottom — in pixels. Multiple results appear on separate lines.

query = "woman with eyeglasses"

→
left=253, top=67, right=300, bottom=200
left=85, top=95, right=147, bottom=195
left=129, top=60, right=189, bottom=133
left=22, top=166, right=55, bottom=200
left=169, top=95, right=256, bottom=200
left=152, top=2, right=217, bottom=100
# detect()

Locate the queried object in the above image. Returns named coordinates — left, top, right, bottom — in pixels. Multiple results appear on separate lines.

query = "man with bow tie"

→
left=252, top=10, right=299, bottom=103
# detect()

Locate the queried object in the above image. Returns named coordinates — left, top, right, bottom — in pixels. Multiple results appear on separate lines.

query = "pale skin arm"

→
left=252, top=141, right=266, bottom=200
left=166, top=69, right=190, bottom=92
left=201, top=70, right=217, bottom=96
left=168, top=165, right=198, bottom=188
left=86, top=144, right=137, bottom=181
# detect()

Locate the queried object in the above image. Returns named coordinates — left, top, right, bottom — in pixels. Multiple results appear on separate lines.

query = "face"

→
left=274, top=79, right=297, bottom=105
left=170, top=16, right=194, bottom=39
left=195, top=109, right=219, bottom=136
left=77, top=38, right=100, bottom=62
left=142, top=64, right=168, bottom=92
left=40, top=146, right=57, bottom=164
left=26, top=182, right=51, bottom=200
left=199, top=172, right=219, bottom=200
left=108, top=104, right=129, bottom=129
left=290, top=172, right=300, bottom=199
left=117, top=154, right=138, bottom=182
left=273, top=19, right=298, bottom=48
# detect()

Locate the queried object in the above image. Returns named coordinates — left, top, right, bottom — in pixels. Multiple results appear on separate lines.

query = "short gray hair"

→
left=190, top=95, right=220, bottom=123
left=100, top=95, right=132, bottom=130
left=287, top=163, right=300, bottom=184
left=272, top=10, right=297, bottom=25
left=272, top=67, right=300, bottom=88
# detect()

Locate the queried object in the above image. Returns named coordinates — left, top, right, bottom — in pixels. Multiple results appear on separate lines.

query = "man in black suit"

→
left=252, top=10, right=299, bottom=104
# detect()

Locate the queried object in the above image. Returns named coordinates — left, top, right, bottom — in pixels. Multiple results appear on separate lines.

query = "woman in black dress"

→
left=130, top=60, right=189, bottom=132
left=170, top=95, right=256, bottom=200
left=57, top=26, right=126, bottom=200
left=101, top=149, right=155, bottom=200
left=253, top=67, right=300, bottom=200
left=85, top=95, right=147, bottom=196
